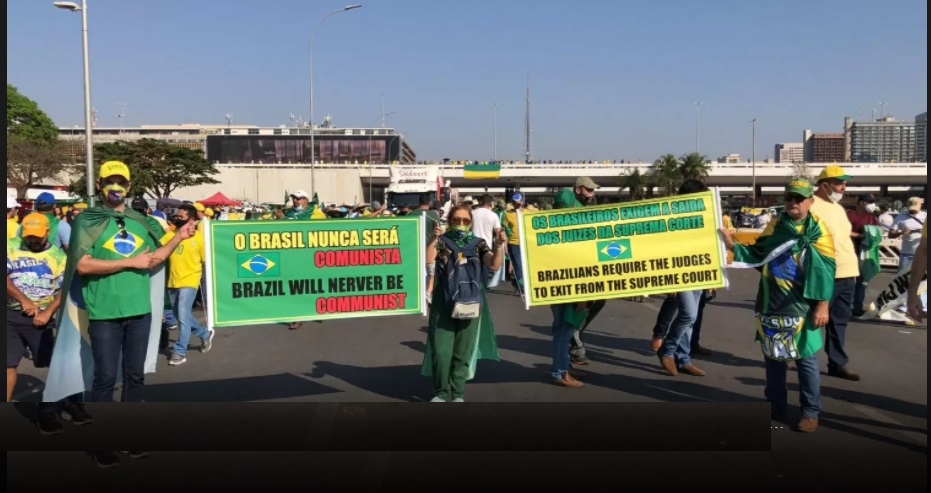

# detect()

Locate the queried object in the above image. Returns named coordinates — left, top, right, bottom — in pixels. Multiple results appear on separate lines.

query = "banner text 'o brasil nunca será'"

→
left=205, top=217, right=425, bottom=327
left=517, top=190, right=728, bottom=307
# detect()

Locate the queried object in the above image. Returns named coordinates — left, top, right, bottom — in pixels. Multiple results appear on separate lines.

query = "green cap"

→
left=785, top=178, right=814, bottom=198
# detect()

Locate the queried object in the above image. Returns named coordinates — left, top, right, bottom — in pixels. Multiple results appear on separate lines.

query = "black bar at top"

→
left=1, top=402, right=770, bottom=452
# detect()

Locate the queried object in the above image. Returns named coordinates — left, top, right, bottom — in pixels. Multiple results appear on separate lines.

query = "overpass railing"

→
left=212, top=161, right=928, bottom=170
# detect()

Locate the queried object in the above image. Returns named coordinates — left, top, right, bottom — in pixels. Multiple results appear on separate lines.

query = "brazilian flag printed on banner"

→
left=463, top=163, right=501, bottom=179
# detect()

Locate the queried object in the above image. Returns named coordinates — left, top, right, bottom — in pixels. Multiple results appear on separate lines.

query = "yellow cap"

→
left=817, top=165, right=850, bottom=183
left=204, top=208, right=214, bottom=217
left=100, top=161, right=131, bottom=181
left=20, top=212, right=50, bottom=238
left=194, top=202, right=206, bottom=212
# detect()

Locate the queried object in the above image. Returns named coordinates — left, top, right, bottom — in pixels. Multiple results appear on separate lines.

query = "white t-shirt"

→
left=892, top=211, right=926, bottom=256
left=471, top=207, right=501, bottom=247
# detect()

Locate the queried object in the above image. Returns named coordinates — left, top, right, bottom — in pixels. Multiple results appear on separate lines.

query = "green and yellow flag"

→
left=463, top=163, right=501, bottom=179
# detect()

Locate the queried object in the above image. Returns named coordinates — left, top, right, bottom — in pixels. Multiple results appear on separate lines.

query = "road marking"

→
left=643, top=384, right=715, bottom=402
left=851, top=404, right=927, bottom=447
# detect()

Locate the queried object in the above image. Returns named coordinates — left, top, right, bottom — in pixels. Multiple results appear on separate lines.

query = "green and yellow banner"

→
left=204, top=217, right=426, bottom=327
left=517, top=190, right=729, bottom=307
left=463, top=163, right=501, bottom=179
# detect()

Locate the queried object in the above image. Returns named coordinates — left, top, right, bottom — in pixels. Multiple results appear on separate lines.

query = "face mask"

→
left=576, top=193, right=594, bottom=205
left=864, top=203, right=878, bottom=213
left=172, top=218, right=190, bottom=229
left=293, top=204, right=305, bottom=212
left=102, top=184, right=128, bottom=204
left=828, top=191, right=843, bottom=203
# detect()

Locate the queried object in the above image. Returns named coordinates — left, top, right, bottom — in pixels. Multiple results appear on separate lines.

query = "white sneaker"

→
left=168, top=354, right=186, bottom=366
left=429, top=397, right=445, bottom=402
left=452, top=398, right=465, bottom=402
left=201, top=329, right=216, bottom=353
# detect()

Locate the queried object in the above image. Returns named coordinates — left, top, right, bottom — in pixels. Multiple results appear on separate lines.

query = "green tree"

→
left=678, top=152, right=711, bottom=182
left=618, top=168, right=649, bottom=201
left=6, top=85, right=69, bottom=198
left=649, top=154, right=681, bottom=196
left=68, top=138, right=220, bottom=199
left=7, top=84, right=58, bottom=144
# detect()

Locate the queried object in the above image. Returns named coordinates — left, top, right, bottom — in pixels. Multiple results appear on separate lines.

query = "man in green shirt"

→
left=283, top=190, right=314, bottom=220
left=71, top=161, right=194, bottom=403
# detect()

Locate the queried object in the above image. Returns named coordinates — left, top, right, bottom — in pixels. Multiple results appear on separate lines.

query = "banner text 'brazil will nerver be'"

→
left=205, top=217, right=425, bottom=327
left=517, top=190, right=728, bottom=307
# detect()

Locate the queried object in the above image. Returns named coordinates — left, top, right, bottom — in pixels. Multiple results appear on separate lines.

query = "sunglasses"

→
left=785, top=194, right=808, bottom=204
left=450, top=217, right=472, bottom=226
left=115, top=217, right=128, bottom=239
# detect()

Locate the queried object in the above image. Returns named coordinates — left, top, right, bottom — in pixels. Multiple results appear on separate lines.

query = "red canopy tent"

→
left=198, top=192, right=241, bottom=207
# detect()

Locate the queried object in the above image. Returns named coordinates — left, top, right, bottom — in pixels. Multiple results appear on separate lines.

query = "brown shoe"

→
left=651, top=337, right=663, bottom=352
left=553, top=373, right=583, bottom=388
left=679, top=364, right=706, bottom=376
left=659, top=356, right=678, bottom=376
left=796, top=418, right=818, bottom=433
left=827, top=367, right=861, bottom=382
left=288, top=322, right=304, bottom=330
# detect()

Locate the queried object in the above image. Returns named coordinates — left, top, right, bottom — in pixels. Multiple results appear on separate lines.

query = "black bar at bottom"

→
left=2, top=402, right=770, bottom=451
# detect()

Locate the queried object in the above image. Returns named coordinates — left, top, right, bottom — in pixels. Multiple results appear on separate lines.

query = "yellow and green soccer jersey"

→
left=7, top=238, right=67, bottom=310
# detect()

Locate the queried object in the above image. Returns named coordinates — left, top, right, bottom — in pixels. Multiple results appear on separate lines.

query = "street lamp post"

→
left=54, top=0, right=95, bottom=206
left=308, top=4, right=362, bottom=198
left=491, top=103, right=499, bottom=161
left=694, top=101, right=702, bottom=154
left=749, top=118, right=758, bottom=206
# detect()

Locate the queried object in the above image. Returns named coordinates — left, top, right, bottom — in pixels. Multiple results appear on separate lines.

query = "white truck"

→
left=385, top=166, right=457, bottom=217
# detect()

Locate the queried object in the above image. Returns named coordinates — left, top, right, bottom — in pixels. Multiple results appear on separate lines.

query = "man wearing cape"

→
left=721, top=179, right=835, bottom=433
left=44, top=162, right=195, bottom=410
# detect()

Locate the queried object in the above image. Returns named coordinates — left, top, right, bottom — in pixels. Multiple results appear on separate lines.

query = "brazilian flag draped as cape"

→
left=43, top=205, right=167, bottom=403
left=728, top=212, right=836, bottom=360
left=859, top=225, right=884, bottom=284
left=421, top=280, right=500, bottom=380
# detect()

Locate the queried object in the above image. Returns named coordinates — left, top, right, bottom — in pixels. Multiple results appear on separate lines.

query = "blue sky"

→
left=8, top=0, right=928, bottom=162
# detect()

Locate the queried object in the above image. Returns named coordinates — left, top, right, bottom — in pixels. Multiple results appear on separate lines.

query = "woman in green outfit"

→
left=422, top=205, right=506, bottom=402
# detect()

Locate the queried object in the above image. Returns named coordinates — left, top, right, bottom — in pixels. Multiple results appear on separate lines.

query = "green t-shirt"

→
left=81, top=216, right=160, bottom=320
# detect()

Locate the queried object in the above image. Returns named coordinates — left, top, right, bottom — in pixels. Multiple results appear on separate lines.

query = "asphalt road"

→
left=8, top=268, right=927, bottom=491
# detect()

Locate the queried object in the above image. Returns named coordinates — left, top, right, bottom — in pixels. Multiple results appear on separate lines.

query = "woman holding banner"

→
left=421, top=205, right=505, bottom=402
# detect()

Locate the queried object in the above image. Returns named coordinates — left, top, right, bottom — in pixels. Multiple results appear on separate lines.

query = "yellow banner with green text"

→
left=517, top=190, right=728, bottom=308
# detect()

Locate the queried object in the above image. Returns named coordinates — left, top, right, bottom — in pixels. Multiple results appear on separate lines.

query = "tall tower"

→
left=524, top=74, right=532, bottom=163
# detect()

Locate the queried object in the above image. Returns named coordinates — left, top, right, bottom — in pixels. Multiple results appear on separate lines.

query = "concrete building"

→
left=719, top=153, right=742, bottom=164
left=774, top=143, right=804, bottom=164
left=803, top=130, right=845, bottom=163
left=849, top=116, right=917, bottom=163
left=57, top=123, right=417, bottom=164
left=917, top=112, right=927, bottom=162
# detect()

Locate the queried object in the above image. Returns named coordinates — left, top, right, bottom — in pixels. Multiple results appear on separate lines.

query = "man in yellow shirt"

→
left=501, top=193, right=525, bottom=295
left=809, top=165, right=860, bottom=381
left=161, top=204, right=215, bottom=366
left=7, top=197, right=20, bottom=240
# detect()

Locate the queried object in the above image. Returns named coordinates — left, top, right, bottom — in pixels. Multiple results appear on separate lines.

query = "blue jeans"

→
left=764, top=355, right=821, bottom=419
left=87, top=314, right=152, bottom=402
left=825, top=278, right=854, bottom=371
left=170, top=288, right=211, bottom=357
left=653, top=291, right=708, bottom=349
left=659, top=290, right=702, bottom=367
left=853, top=276, right=867, bottom=313
left=550, top=305, right=576, bottom=380
left=507, top=244, right=524, bottom=290
left=164, top=308, right=178, bottom=327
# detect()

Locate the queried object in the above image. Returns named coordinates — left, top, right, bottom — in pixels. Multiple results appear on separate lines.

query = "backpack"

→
left=438, top=235, right=485, bottom=320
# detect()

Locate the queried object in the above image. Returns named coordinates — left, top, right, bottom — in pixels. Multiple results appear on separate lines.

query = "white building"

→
left=916, top=112, right=927, bottom=162
left=774, top=143, right=804, bottom=164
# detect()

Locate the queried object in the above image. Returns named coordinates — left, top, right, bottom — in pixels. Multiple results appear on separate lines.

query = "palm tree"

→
left=618, top=168, right=649, bottom=201
left=678, top=152, right=711, bottom=182
left=650, top=154, right=681, bottom=196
